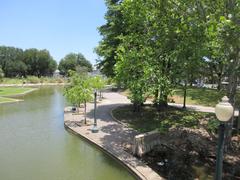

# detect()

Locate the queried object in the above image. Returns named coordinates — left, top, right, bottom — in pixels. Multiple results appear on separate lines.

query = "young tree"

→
left=89, top=75, right=105, bottom=100
left=64, top=72, right=93, bottom=124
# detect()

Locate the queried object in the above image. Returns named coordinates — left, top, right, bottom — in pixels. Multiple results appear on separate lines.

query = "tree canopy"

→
left=97, top=0, right=240, bottom=110
left=0, top=46, right=57, bottom=77
left=58, top=53, right=93, bottom=76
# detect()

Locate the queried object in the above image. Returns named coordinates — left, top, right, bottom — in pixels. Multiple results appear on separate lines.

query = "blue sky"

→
left=0, top=0, right=107, bottom=64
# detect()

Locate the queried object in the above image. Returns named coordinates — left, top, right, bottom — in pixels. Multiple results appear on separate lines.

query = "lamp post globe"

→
left=215, top=96, right=234, bottom=122
left=214, top=96, right=233, bottom=180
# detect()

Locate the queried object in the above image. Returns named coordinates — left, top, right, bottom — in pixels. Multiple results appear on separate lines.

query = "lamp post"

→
left=91, top=90, right=98, bottom=133
left=215, top=96, right=233, bottom=180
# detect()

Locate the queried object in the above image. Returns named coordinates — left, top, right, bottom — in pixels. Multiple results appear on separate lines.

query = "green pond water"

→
left=0, top=87, right=135, bottom=180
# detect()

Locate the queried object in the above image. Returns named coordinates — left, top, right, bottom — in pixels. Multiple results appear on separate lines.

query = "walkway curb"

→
left=64, top=124, right=142, bottom=180
left=64, top=92, right=164, bottom=180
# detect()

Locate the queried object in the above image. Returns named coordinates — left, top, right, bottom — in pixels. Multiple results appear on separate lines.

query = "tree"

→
left=95, top=0, right=125, bottom=77
left=5, top=60, right=27, bottom=77
left=23, top=49, right=57, bottom=77
left=64, top=72, right=93, bottom=124
left=0, top=46, right=26, bottom=77
left=0, top=66, right=4, bottom=82
left=202, top=0, right=240, bottom=149
left=97, top=0, right=239, bottom=116
left=58, top=53, right=92, bottom=76
left=115, top=39, right=150, bottom=112
left=89, top=75, right=106, bottom=100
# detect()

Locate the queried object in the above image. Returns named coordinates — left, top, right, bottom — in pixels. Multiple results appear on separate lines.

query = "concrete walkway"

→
left=169, top=103, right=239, bottom=116
left=64, top=92, right=164, bottom=180
left=169, top=103, right=215, bottom=113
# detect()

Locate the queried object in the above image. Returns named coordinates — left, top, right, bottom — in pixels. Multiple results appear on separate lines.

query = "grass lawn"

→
left=1, top=76, right=66, bottom=84
left=171, top=87, right=240, bottom=107
left=0, top=87, right=34, bottom=96
left=0, top=87, right=36, bottom=104
left=112, top=105, right=219, bottom=133
left=120, top=87, right=240, bottom=107
left=0, top=97, right=19, bottom=103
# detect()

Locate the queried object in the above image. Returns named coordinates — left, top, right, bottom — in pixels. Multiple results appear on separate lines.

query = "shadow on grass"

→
left=112, top=104, right=218, bottom=134
left=173, top=87, right=226, bottom=107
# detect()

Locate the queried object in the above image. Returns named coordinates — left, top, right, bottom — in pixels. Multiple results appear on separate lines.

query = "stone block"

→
left=132, top=130, right=161, bottom=157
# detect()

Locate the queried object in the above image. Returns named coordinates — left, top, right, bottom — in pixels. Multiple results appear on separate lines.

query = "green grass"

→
left=0, top=97, right=18, bottom=103
left=112, top=105, right=219, bottom=134
left=119, top=86, right=240, bottom=107
left=1, top=76, right=66, bottom=84
left=171, top=87, right=240, bottom=107
left=0, top=87, right=36, bottom=104
left=0, top=87, right=34, bottom=96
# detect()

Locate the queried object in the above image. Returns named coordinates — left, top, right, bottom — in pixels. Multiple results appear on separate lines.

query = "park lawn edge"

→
left=0, top=87, right=37, bottom=104
left=0, top=97, right=23, bottom=104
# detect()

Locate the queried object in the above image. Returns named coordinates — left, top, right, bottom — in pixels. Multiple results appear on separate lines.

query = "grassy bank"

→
left=0, top=97, right=20, bottom=103
left=0, top=87, right=36, bottom=104
left=1, top=76, right=66, bottom=84
left=120, top=87, right=240, bottom=107
left=0, top=87, right=34, bottom=96
left=171, top=87, right=240, bottom=107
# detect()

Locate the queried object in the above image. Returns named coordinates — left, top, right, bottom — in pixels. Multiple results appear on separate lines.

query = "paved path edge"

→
left=64, top=123, right=145, bottom=180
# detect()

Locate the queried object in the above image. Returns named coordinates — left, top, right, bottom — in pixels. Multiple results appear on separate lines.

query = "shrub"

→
left=26, top=76, right=40, bottom=84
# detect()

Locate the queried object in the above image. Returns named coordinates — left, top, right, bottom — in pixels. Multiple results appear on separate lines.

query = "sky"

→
left=0, top=0, right=107, bottom=65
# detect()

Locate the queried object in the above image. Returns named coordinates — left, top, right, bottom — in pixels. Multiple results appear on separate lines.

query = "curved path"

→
left=64, top=91, right=164, bottom=180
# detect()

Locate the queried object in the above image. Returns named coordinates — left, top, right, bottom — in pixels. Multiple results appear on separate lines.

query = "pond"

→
left=0, top=87, right=135, bottom=180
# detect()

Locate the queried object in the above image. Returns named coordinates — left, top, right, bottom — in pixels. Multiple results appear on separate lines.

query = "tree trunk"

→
left=183, top=80, right=187, bottom=108
left=217, top=74, right=222, bottom=91
left=84, top=101, right=87, bottom=124
left=154, top=89, right=159, bottom=106
left=225, top=73, right=238, bottom=151
left=78, top=103, right=80, bottom=113
left=157, top=91, right=168, bottom=111
left=99, top=91, right=102, bottom=100
left=133, top=102, right=141, bottom=112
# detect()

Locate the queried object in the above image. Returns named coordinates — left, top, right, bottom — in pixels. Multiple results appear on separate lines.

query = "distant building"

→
left=88, top=69, right=102, bottom=77
left=53, top=69, right=61, bottom=77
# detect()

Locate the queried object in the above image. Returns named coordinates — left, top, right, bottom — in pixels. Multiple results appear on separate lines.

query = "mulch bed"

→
left=139, top=127, right=240, bottom=180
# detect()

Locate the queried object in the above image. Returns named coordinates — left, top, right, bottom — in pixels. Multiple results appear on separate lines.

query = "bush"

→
left=207, top=119, right=220, bottom=134
left=26, top=76, right=40, bottom=84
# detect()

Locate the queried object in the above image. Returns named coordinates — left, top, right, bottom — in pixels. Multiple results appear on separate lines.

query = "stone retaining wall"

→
left=132, top=130, right=161, bottom=157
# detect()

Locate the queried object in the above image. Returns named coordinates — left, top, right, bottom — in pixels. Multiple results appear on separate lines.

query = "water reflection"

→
left=0, top=87, right=135, bottom=180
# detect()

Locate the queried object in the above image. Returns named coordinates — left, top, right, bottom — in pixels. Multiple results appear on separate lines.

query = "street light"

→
left=215, top=96, right=234, bottom=180
left=91, top=90, right=98, bottom=133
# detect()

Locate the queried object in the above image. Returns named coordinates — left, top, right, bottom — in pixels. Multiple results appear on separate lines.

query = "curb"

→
left=110, top=106, right=130, bottom=128
left=64, top=123, right=143, bottom=180
left=64, top=104, right=164, bottom=180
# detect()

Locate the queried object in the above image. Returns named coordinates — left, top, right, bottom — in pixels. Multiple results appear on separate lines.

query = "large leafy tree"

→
left=95, top=0, right=124, bottom=77
left=23, top=49, right=57, bottom=77
left=0, top=46, right=27, bottom=77
left=58, top=53, right=92, bottom=76
left=0, top=46, right=57, bottom=77
left=202, top=0, right=240, bottom=148
left=98, top=0, right=240, bottom=115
